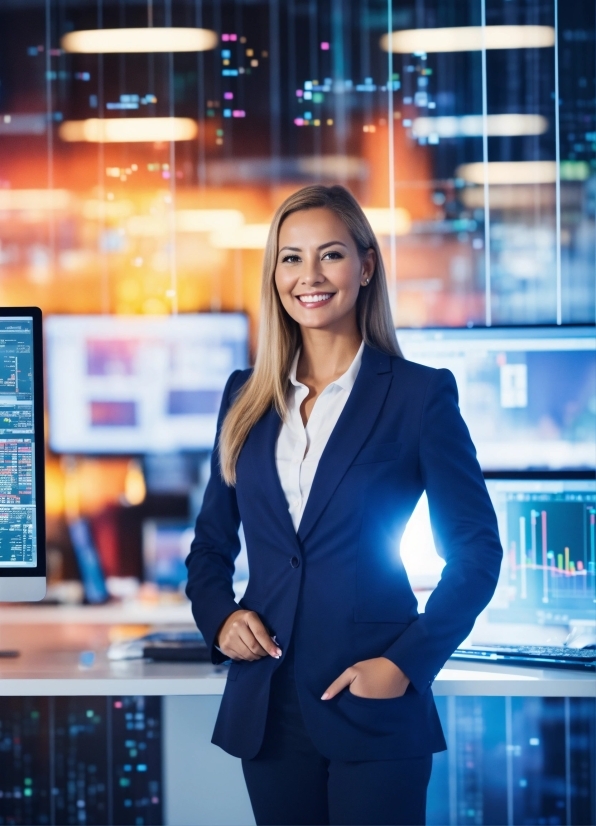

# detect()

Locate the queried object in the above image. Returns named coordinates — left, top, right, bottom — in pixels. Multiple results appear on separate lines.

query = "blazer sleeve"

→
left=185, top=369, right=246, bottom=664
left=382, top=368, right=503, bottom=693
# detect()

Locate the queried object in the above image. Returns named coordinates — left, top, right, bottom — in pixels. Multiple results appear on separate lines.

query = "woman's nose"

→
left=301, top=255, right=325, bottom=284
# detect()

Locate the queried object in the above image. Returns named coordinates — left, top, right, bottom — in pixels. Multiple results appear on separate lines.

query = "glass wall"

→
left=0, top=0, right=593, bottom=332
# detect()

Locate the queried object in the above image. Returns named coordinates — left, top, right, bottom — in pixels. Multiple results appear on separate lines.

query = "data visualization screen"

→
left=398, top=326, right=596, bottom=471
left=400, top=478, right=595, bottom=627
left=46, top=314, right=249, bottom=454
left=0, top=316, right=37, bottom=567
left=487, top=479, right=596, bottom=626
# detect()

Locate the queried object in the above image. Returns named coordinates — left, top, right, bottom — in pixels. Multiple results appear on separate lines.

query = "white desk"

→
left=0, top=614, right=594, bottom=826
left=1, top=613, right=594, bottom=697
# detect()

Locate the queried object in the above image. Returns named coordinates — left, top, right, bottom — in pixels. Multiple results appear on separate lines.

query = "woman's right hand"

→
left=216, top=609, right=282, bottom=661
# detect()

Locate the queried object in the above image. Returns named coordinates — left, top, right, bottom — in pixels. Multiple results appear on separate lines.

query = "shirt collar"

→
left=289, top=340, right=365, bottom=392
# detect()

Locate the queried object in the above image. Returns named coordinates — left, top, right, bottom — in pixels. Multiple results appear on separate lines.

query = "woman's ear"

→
left=361, top=248, right=376, bottom=286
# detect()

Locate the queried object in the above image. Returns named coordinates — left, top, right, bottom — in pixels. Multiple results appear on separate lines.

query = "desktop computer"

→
left=0, top=308, right=45, bottom=601
left=398, top=326, right=595, bottom=471
left=45, top=313, right=249, bottom=454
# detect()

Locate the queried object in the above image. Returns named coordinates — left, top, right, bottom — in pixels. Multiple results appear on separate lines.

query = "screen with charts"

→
left=0, top=316, right=37, bottom=567
left=397, top=326, right=596, bottom=471
left=401, top=479, right=596, bottom=627
left=45, top=314, right=249, bottom=453
left=486, top=478, right=596, bottom=626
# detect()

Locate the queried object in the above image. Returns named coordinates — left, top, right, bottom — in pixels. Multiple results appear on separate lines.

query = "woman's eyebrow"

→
left=318, top=240, right=348, bottom=250
left=278, top=240, right=348, bottom=254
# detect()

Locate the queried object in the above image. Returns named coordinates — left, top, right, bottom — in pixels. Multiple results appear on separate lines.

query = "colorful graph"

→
left=505, top=496, right=596, bottom=612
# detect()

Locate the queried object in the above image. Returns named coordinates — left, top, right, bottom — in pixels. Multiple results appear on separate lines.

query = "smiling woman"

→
left=185, top=184, right=503, bottom=826
left=218, top=185, right=401, bottom=486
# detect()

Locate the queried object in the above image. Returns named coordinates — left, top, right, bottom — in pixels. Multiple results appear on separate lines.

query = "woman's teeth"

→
left=298, top=294, right=332, bottom=304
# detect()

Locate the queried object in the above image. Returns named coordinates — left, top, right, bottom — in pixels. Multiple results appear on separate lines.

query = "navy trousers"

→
left=241, top=641, right=432, bottom=826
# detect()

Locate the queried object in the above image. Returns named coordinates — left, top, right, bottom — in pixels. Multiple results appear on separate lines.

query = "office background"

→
left=0, top=1, right=594, bottom=825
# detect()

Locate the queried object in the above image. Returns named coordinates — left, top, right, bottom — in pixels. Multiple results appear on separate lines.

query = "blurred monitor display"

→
left=143, top=519, right=249, bottom=591
left=401, top=478, right=596, bottom=627
left=69, top=518, right=110, bottom=605
left=142, top=520, right=194, bottom=590
left=45, top=314, right=249, bottom=454
left=398, top=326, right=596, bottom=471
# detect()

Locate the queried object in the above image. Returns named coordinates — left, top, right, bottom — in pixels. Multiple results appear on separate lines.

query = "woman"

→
left=186, top=184, right=502, bottom=826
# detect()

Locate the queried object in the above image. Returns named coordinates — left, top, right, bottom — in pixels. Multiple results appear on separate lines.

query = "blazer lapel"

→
left=297, top=345, right=393, bottom=544
left=247, top=405, right=300, bottom=546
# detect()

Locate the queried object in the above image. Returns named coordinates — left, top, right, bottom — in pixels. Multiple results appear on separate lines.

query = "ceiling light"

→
left=381, top=25, right=555, bottom=54
left=0, top=189, right=71, bottom=210
left=175, top=210, right=245, bottom=232
left=363, top=208, right=411, bottom=236
left=462, top=186, right=556, bottom=209
left=61, top=27, right=217, bottom=54
left=210, top=224, right=271, bottom=249
left=412, top=114, right=548, bottom=138
left=59, top=118, right=198, bottom=143
left=457, top=161, right=557, bottom=185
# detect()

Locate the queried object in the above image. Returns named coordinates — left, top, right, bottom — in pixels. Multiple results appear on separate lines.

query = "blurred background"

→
left=0, top=0, right=596, bottom=600
left=0, top=3, right=594, bottom=825
left=0, top=0, right=592, bottom=591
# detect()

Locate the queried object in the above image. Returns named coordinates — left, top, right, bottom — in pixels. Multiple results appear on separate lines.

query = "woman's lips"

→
left=295, top=293, right=334, bottom=309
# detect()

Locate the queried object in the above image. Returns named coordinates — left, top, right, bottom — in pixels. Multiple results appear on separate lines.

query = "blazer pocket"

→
left=226, top=659, right=244, bottom=681
left=352, top=441, right=402, bottom=465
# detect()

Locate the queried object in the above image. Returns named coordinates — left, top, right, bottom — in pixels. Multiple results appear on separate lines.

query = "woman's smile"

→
left=295, top=292, right=336, bottom=308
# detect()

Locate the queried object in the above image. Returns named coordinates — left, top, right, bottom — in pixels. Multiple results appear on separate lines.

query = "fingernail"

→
left=321, top=692, right=329, bottom=700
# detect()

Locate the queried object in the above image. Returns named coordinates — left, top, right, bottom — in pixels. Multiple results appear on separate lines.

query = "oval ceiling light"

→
left=412, top=114, right=548, bottom=139
left=59, top=117, right=198, bottom=143
left=210, top=224, right=271, bottom=249
left=456, top=161, right=557, bottom=185
left=363, top=207, right=411, bottom=236
left=0, top=189, right=71, bottom=210
left=381, top=25, right=555, bottom=53
left=61, top=27, right=217, bottom=54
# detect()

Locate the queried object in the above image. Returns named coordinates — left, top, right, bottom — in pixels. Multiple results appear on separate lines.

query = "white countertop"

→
left=0, top=623, right=593, bottom=697
left=0, top=605, right=593, bottom=698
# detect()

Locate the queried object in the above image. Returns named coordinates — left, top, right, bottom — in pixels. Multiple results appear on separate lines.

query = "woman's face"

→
left=274, top=207, right=374, bottom=334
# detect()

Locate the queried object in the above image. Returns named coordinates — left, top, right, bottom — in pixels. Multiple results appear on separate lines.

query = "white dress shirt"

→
left=275, top=341, right=364, bottom=531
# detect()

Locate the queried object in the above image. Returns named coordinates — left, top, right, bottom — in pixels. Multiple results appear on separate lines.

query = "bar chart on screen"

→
left=488, top=482, right=596, bottom=625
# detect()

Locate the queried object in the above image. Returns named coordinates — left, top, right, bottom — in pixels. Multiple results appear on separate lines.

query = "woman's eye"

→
left=322, top=250, right=343, bottom=260
left=282, top=254, right=300, bottom=263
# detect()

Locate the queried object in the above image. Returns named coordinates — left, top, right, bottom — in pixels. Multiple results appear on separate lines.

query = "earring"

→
left=362, top=277, right=370, bottom=285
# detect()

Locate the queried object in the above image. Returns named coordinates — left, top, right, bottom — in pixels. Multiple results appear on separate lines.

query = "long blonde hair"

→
left=219, top=184, right=402, bottom=485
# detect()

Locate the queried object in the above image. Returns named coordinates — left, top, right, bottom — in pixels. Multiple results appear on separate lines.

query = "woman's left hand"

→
left=321, top=657, right=411, bottom=700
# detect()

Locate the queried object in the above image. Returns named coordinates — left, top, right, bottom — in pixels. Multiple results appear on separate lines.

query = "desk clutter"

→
left=108, top=630, right=212, bottom=663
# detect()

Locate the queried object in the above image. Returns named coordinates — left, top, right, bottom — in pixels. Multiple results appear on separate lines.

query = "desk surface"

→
left=0, top=622, right=593, bottom=698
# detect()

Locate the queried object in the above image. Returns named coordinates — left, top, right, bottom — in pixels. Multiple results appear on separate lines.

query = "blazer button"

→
left=290, top=556, right=300, bottom=568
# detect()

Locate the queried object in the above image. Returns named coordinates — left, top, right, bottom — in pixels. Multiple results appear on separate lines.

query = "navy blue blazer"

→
left=186, top=344, right=503, bottom=761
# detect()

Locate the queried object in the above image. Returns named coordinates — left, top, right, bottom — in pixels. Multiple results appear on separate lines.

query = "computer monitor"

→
left=142, top=518, right=249, bottom=594
left=45, top=313, right=249, bottom=454
left=400, top=477, right=596, bottom=628
left=397, top=326, right=596, bottom=471
left=0, top=307, right=45, bottom=601
left=485, top=477, right=596, bottom=627
left=69, top=518, right=110, bottom=604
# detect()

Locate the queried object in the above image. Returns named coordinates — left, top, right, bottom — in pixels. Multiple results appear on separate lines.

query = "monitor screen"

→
left=45, top=313, right=249, bottom=454
left=486, top=478, right=596, bottom=626
left=142, top=518, right=249, bottom=593
left=397, top=326, right=596, bottom=471
left=0, top=314, right=39, bottom=570
left=400, top=478, right=596, bottom=628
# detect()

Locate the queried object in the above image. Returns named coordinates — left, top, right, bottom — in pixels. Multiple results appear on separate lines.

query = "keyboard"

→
left=451, top=644, right=596, bottom=671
